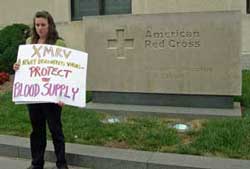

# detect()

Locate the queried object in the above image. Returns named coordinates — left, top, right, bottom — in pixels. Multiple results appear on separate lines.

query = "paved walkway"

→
left=0, top=156, right=88, bottom=169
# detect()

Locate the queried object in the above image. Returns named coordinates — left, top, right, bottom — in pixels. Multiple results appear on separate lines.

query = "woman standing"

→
left=13, top=11, right=68, bottom=169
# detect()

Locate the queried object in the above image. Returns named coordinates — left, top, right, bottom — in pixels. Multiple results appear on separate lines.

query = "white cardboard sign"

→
left=12, top=44, right=88, bottom=108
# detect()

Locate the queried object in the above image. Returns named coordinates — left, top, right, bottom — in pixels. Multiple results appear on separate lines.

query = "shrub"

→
left=0, top=24, right=30, bottom=74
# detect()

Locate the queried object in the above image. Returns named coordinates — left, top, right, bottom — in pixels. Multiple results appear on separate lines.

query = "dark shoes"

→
left=27, top=165, right=69, bottom=169
left=27, top=164, right=69, bottom=169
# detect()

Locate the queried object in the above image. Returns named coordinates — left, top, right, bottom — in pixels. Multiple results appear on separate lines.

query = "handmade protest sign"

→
left=12, top=44, right=88, bottom=108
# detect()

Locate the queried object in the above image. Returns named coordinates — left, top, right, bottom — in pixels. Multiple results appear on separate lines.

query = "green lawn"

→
left=1, top=70, right=250, bottom=159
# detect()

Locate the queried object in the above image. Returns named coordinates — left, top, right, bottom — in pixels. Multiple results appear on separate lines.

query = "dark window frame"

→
left=247, top=0, right=250, bottom=14
left=71, top=0, right=132, bottom=21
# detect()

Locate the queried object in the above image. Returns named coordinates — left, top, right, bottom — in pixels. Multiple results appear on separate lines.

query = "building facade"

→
left=0, top=0, right=249, bottom=63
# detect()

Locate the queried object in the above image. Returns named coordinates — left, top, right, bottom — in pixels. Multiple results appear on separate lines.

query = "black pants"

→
left=27, top=103, right=67, bottom=169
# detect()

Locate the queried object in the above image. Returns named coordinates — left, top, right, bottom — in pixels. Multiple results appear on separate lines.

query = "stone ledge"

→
left=0, top=135, right=250, bottom=169
left=86, top=102, right=241, bottom=118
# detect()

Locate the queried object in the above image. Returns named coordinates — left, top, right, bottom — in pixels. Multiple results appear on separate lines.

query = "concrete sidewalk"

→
left=0, top=156, right=30, bottom=169
left=0, top=156, right=88, bottom=169
left=0, top=135, right=250, bottom=169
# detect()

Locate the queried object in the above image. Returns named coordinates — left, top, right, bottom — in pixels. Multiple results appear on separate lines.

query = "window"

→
left=247, top=0, right=250, bottom=14
left=71, top=0, right=132, bottom=20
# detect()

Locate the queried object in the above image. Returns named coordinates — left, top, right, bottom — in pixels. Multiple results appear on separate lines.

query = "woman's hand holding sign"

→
left=13, top=63, right=20, bottom=71
left=57, top=101, right=64, bottom=107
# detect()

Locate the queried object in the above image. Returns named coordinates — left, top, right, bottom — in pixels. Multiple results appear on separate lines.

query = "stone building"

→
left=0, top=0, right=249, bottom=59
